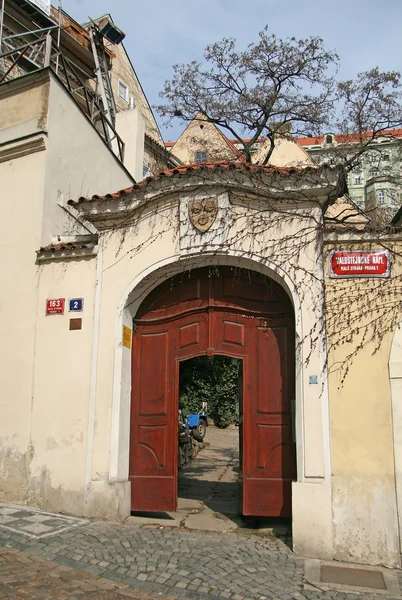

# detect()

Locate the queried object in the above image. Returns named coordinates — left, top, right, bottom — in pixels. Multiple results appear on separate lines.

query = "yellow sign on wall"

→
left=122, top=325, right=132, bottom=349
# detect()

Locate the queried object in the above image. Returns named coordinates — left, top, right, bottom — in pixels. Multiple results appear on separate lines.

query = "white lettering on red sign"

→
left=46, top=298, right=65, bottom=315
left=329, top=250, right=390, bottom=278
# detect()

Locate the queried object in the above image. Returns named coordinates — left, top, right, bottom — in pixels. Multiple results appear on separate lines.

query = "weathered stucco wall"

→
left=0, top=69, right=132, bottom=512
left=325, top=241, right=402, bottom=567
left=390, top=318, right=402, bottom=554
left=0, top=75, right=49, bottom=504
left=0, top=75, right=49, bottom=144
left=110, top=43, right=162, bottom=144
left=42, top=75, right=134, bottom=244
left=0, top=150, right=45, bottom=504
left=26, top=257, right=97, bottom=514
left=252, top=137, right=314, bottom=167
left=171, top=117, right=238, bottom=164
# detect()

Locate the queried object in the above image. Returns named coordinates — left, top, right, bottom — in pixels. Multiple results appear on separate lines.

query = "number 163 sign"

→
left=46, top=298, right=65, bottom=315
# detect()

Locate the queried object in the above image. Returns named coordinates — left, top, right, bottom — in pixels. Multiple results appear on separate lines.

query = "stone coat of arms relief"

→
left=188, top=198, right=218, bottom=233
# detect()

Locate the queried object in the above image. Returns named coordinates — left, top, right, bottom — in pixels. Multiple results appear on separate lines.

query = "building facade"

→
left=166, top=121, right=402, bottom=212
left=296, top=132, right=402, bottom=211
left=1, top=4, right=402, bottom=569
left=1, top=147, right=402, bottom=567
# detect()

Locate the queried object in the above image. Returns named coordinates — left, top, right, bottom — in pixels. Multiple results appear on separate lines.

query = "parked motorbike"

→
left=178, top=409, right=192, bottom=468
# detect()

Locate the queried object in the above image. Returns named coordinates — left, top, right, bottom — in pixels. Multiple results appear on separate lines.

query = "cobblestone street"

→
left=1, top=516, right=401, bottom=600
left=0, top=427, right=401, bottom=599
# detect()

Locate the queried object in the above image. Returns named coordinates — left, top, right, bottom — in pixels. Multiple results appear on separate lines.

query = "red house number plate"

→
left=46, top=298, right=65, bottom=315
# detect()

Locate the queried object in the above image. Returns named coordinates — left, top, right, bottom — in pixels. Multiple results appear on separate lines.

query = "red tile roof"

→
left=166, top=130, right=402, bottom=148
left=67, top=161, right=315, bottom=206
left=36, top=241, right=96, bottom=256
left=296, top=129, right=402, bottom=146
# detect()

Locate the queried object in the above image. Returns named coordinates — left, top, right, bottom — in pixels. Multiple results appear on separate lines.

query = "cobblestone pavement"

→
left=0, top=511, right=401, bottom=600
left=0, top=430, right=401, bottom=599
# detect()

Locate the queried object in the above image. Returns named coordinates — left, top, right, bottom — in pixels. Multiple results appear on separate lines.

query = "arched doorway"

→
left=129, top=266, right=296, bottom=517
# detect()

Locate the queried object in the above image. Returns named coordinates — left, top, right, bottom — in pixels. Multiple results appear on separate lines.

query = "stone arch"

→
left=108, top=251, right=311, bottom=494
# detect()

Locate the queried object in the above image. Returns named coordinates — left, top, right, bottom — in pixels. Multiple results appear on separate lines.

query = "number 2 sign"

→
left=46, top=298, right=65, bottom=315
left=69, top=298, right=84, bottom=312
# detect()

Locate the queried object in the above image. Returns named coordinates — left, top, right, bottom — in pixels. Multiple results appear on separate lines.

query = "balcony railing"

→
left=0, top=29, right=125, bottom=162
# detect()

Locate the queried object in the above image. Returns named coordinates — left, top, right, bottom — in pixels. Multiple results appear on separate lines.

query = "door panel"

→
left=212, top=311, right=247, bottom=356
left=243, top=320, right=296, bottom=516
left=176, top=313, right=209, bottom=360
left=130, top=325, right=177, bottom=512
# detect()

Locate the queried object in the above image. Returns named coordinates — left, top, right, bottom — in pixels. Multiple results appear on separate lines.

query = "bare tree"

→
left=157, top=29, right=339, bottom=164
left=157, top=29, right=402, bottom=170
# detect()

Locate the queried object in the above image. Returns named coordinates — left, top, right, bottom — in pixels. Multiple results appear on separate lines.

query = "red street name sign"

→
left=329, top=250, right=390, bottom=278
left=46, top=298, right=65, bottom=315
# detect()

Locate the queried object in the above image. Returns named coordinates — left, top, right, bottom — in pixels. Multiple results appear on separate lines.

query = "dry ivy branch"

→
left=80, top=163, right=401, bottom=386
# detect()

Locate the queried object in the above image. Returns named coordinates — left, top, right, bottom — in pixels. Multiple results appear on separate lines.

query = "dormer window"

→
left=325, top=134, right=333, bottom=144
left=195, top=151, right=207, bottom=163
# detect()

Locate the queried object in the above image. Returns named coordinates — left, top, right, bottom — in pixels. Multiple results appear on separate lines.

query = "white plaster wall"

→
left=27, top=257, right=97, bottom=515
left=252, top=137, right=315, bottom=167
left=115, top=109, right=145, bottom=181
left=42, top=76, right=134, bottom=245
left=390, top=320, right=402, bottom=554
left=327, top=259, right=402, bottom=567
left=0, top=70, right=134, bottom=511
left=0, top=150, right=45, bottom=503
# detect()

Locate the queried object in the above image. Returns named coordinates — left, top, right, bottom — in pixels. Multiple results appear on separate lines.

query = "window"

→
left=368, top=152, right=378, bottom=164
left=382, top=152, right=390, bottom=161
left=354, top=174, right=362, bottom=185
left=390, top=190, right=398, bottom=205
left=325, top=134, right=333, bottom=144
left=118, top=78, right=129, bottom=102
left=195, top=151, right=207, bottom=163
left=377, top=190, right=385, bottom=205
left=370, top=169, right=379, bottom=178
left=143, top=164, right=151, bottom=179
left=353, top=194, right=363, bottom=208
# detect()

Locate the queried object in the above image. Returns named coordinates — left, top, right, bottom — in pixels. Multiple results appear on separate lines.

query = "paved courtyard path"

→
left=0, top=426, right=401, bottom=599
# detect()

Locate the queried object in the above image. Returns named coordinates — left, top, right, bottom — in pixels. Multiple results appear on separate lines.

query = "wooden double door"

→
left=129, top=267, right=296, bottom=516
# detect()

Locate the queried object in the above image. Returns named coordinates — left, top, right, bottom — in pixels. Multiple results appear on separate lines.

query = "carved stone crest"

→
left=188, top=198, right=218, bottom=233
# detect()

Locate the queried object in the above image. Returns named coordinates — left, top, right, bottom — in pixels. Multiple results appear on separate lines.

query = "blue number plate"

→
left=69, top=298, right=84, bottom=312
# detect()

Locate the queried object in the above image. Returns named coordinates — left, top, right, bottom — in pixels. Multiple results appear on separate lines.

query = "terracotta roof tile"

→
left=36, top=241, right=96, bottom=256
left=67, top=161, right=310, bottom=206
left=297, top=129, right=402, bottom=146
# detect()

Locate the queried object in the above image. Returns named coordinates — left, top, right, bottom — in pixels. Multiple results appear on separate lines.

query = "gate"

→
left=129, top=267, right=296, bottom=516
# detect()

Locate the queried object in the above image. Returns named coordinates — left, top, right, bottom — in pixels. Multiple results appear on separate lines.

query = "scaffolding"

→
left=0, top=0, right=124, bottom=162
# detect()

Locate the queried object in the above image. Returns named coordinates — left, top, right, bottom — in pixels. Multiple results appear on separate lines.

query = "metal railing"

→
left=0, top=29, right=125, bottom=162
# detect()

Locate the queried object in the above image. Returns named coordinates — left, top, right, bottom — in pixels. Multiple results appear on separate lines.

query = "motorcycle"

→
left=178, top=409, right=193, bottom=468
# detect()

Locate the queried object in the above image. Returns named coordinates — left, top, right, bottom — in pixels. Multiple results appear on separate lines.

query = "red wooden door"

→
left=130, top=322, right=177, bottom=511
left=130, top=312, right=209, bottom=512
left=242, top=317, right=296, bottom=516
left=130, top=267, right=296, bottom=516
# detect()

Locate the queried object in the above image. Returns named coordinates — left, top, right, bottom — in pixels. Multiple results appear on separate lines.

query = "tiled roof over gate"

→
left=67, top=161, right=314, bottom=206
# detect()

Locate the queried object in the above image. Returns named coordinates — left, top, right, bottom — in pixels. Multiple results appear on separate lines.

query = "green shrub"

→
left=179, top=356, right=241, bottom=428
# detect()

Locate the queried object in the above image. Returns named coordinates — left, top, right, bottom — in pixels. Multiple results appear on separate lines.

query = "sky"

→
left=61, top=0, right=402, bottom=142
